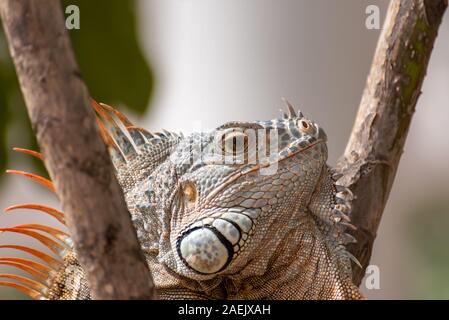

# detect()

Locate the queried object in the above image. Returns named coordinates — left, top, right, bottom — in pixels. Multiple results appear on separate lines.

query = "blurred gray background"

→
left=1, top=0, right=448, bottom=299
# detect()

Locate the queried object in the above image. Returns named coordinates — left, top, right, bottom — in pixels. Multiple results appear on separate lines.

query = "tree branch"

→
left=0, top=0, right=154, bottom=299
left=336, top=0, right=447, bottom=285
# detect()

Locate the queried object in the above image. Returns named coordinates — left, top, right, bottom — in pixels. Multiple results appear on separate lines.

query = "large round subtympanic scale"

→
left=179, top=227, right=231, bottom=274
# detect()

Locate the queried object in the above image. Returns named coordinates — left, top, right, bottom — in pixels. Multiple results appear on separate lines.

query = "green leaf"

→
left=0, top=26, right=45, bottom=178
left=0, top=0, right=153, bottom=182
left=0, top=62, right=9, bottom=178
left=62, top=0, right=154, bottom=114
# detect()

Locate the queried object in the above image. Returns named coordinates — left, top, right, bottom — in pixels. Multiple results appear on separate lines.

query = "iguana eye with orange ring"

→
left=221, top=130, right=248, bottom=156
left=298, top=119, right=314, bottom=134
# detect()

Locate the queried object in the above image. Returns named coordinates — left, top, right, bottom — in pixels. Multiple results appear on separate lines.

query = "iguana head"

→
left=1, top=100, right=360, bottom=299
left=100, top=100, right=330, bottom=282
left=147, top=102, right=330, bottom=280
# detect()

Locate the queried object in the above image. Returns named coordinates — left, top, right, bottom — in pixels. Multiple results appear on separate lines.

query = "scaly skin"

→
left=0, top=100, right=362, bottom=299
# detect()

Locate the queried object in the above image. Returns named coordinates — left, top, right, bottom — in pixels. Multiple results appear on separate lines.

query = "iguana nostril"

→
left=178, top=226, right=232, bottom=274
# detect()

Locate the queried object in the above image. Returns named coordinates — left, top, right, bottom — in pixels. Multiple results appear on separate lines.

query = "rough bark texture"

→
left=0, top=0, right=447, bottom=298
left=336, top=0, right=447, bottom=285
left=0, top=0, right=154, bottom=299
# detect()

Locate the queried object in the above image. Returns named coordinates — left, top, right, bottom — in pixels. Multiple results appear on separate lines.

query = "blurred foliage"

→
left=0, top=32, right=9, bottom=176
left=62, top=0, right=153, bottom=112
left=407, top=198, right=449, bottom=299
left=0, top=25, right=33, bottom=177
left=0, top=0, right=153, bottom=179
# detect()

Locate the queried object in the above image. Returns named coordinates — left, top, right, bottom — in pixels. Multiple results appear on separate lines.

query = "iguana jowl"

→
left=0, top=100, right=362, bottom=299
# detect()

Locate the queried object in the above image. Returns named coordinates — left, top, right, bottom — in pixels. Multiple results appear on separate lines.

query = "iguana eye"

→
left=298, top=119, right=314, bottom=134
left=221, top=130, right=248, bottom=156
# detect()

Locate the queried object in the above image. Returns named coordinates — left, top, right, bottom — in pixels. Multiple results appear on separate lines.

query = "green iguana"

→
left=0, top=99, right=362, bottom=300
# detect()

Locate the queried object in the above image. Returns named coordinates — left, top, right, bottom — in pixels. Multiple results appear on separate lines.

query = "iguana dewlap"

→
left=0, top=100, right=362, bottom=300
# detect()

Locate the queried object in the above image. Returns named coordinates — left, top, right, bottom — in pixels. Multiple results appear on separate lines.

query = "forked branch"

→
left=336, top=0, right=447, bottom=284
left=0, top=0, right=447, bottom=297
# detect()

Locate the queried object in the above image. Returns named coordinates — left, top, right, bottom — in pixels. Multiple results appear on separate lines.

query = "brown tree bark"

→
left=336, top=0, right=447, bottom=285
left=0, top=0, right=154, bottom=299
left=0, top=0, right=447, bottom=299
